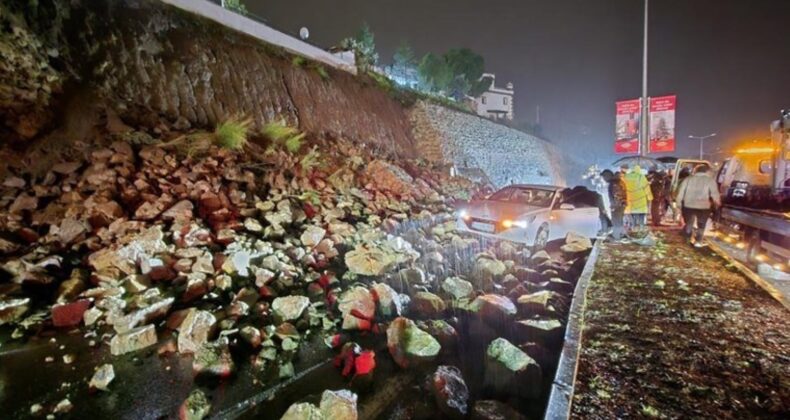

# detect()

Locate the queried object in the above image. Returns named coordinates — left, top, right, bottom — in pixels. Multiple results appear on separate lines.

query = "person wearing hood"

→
left=676, top=164, right=721, bottom=247
left=624, top=164, right=652, bottom=229
left=601, top=167, right=628, bottom=240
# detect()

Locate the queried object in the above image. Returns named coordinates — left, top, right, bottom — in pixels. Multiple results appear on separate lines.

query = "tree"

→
left=392, top=41, right=417, bottom=82
left=418, top=53, right=452, bottom=93
left=444, top=48, right=488, bottom=99
left=222, top=0, right=248, bottom=15
left=416, top=48, right=489, bottom=98
left=341, top=23, right=378, bottom=72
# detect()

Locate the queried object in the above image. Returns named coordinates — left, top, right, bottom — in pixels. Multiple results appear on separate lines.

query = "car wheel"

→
left=534, top=224, right=549, bottom=250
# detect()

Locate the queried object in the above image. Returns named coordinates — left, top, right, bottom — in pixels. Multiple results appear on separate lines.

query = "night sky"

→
left=253, top=0, right=790, bottom=167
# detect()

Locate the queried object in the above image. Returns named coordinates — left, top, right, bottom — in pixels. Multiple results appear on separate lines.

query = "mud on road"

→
left=572, top=232, right=790, bottom=419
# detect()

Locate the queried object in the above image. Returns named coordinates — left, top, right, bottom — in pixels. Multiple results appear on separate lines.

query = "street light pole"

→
left=640, top=0, right=649, bottom=156
left=688, top=133, right=717, bottom=160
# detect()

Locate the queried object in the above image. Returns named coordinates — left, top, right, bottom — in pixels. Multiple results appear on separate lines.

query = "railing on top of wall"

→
left=159, top=0, right=357, bottom=75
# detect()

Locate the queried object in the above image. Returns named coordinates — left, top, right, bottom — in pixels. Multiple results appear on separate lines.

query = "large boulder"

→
left=386, top=317, right=441, bottom=368
left=409, top=291, right=446, bottom=319
left=513, top=319, right=565, bottom=348
left=441, top=277, right=475, bottom=301
left=178, top=309, right=217, bottom=354
left=344, top=247, right=396, bottom=276
left=470, top=294, right=517, bottom=331
left=371, top=282, right=402, bottom=318
left=516, top=290, right=567, bottom=317
left=432, top=365, right=469, bottom=419
left=110, top=325, right=157, bottom=355
left=319, top=389, right=358, bottom=420
left=338, top=287, right=376, bottom=330
left=484, top=338, right=542, bottom=399
left=560, top=232, right=592, bottom=256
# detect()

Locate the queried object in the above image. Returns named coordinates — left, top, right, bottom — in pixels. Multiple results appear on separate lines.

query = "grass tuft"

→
left=214, top=116, right=251, bottom=150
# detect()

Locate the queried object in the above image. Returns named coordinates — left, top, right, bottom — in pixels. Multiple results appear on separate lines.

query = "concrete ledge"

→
left=544, top=240, right=603, bottom=420
left=159, top=0, right=357, bottom=74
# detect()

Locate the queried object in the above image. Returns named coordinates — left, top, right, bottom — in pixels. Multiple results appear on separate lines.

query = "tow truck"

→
left=671, top=111, right=790, bottom=270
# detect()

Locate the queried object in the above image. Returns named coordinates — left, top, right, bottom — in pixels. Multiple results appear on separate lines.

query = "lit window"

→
left=482, top=96, right=487, bottom=105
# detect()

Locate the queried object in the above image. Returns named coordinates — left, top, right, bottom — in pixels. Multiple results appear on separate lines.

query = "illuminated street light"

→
left=688, top=133, right=717, bottom=160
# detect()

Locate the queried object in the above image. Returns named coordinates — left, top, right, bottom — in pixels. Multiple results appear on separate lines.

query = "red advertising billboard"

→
left=615, top=99, right=641, bottom=154
left=649, top=95, right=676, bottom=153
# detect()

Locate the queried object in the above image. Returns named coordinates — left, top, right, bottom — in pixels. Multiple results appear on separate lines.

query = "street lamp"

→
left=688, top=133, right=717, bottom=160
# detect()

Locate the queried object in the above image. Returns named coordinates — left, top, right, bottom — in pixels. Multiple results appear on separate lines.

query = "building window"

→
left=481, top=96, right=487, bottom=105
left=503, top=97, right=509, bottom=105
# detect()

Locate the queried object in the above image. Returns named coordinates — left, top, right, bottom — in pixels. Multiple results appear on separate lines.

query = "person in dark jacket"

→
left=648, top=169, right=668, bottom=226
left=601, top=168, right=628, bottom=240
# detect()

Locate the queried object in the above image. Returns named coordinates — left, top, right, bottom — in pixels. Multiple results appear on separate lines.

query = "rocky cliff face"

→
left=0, top=0, right=415, bottom=158
left=411, top=102, right=567, bottom=187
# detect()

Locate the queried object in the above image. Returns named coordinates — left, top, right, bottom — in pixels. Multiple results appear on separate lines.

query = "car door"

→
left=549, top=202, right=575, bottom=240
left=569, top=205, right=601, bottom=237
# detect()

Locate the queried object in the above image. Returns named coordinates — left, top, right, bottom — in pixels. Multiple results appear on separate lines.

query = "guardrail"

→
left=160, top=0, right=357, bottom=74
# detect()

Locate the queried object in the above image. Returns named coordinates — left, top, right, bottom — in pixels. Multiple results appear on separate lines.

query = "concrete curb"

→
left=544, top=240, right=603, bottom=420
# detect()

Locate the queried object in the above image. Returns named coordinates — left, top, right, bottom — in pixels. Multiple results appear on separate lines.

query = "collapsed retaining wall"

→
left=1, top=0, right=576, bottom=187
left=0, top=0, right=415, bottom=158
left=411, top=102, right=567, bottom=187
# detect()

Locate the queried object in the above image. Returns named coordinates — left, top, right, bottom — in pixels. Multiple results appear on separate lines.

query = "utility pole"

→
left=688, top=133, right=717, bottom=160
left=640, top=0, right=649, bottom=156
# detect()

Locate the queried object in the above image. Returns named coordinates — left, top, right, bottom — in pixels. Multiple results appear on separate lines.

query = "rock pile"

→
left=0, top=125, right=590, bottom=418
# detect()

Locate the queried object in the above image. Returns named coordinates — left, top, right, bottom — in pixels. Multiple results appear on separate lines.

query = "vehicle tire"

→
left=534, top=224, right=549, bottom=251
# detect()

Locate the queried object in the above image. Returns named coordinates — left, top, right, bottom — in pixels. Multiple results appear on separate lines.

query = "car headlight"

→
left=457, top=209, right=470, bottom=221
left=502, top=219, right=528, bottom=229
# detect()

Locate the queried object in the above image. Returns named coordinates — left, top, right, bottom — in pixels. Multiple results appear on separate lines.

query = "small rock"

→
left=89, top=364, right=115, bottom=391
left=179, top=389, right=212, bottom=420
left=52, top=300, right=91, bottom=327
left=0, top=298, right=30, bottom=326
left=53, top=398, right=73, bottom=414
left=300, top=225, right=326, bottom=248
left=471, top=400, right=526, bottom=420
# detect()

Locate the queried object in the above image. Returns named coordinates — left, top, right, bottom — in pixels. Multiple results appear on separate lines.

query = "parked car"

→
left=456, top=184, right=601, bottom=248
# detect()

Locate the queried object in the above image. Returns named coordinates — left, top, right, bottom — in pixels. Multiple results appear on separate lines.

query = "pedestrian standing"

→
left=648, top=169, right=667, bottom=226
left=676, top=165, right=721, bottom=247
left=601, top=168, right=628, bottom=240
left=624, top=164, right=653, bottom=229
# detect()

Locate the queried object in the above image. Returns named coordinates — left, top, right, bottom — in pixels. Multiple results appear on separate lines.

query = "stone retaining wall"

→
left=411, top=102, right=568, bottom=187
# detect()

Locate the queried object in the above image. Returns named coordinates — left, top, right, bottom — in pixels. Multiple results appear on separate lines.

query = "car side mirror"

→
left=559, top=203, right=575, bottom=210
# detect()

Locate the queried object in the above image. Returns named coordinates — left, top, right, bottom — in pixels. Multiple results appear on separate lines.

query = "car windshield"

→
left=488, top=187, right=555, bottom=207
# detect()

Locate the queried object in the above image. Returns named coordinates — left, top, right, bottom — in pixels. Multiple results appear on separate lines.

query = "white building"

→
left=473, top=73, right=514, bottom=121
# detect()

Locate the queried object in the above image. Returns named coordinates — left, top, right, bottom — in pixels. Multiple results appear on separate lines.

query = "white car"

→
left=456, top=184, right=602, bottom=248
